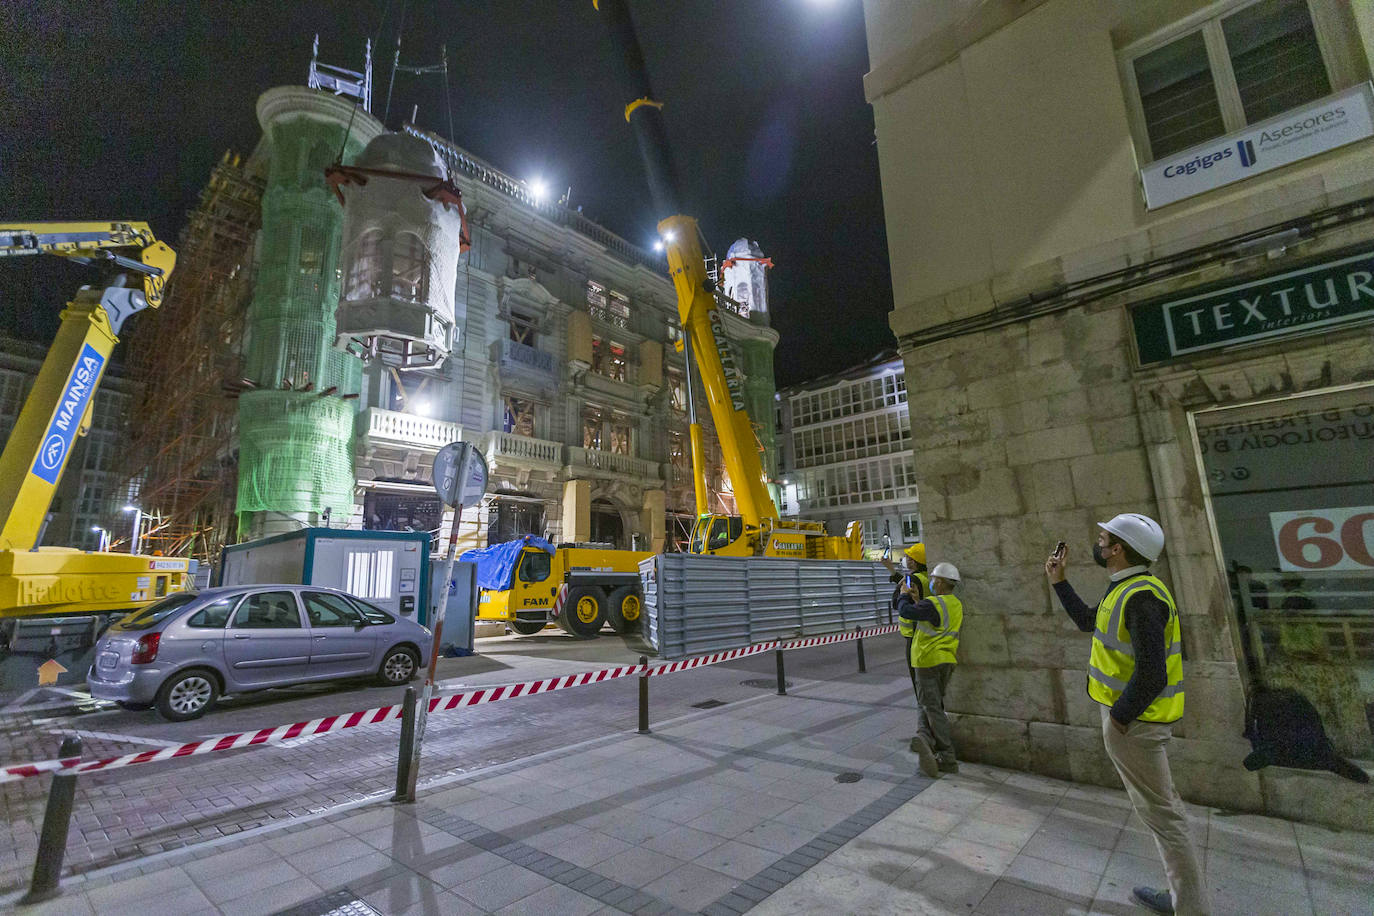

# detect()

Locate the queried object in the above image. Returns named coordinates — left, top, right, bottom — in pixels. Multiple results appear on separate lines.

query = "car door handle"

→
left=314, top=635, right=327, bottom=640
left=233, top=634, right=251, bottom=639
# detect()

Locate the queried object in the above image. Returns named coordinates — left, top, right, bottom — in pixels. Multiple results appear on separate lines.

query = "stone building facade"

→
left=231, top=75, right=779, bottom=556
left=863, top=0, right=1374, bottom=828
left=776, top=351, right=920, bottom=554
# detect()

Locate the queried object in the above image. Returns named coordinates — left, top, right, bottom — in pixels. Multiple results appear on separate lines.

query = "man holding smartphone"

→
left=1045, top=514, right=1208, bottom=916
left=896, top=562, right=961, bottom=778
left=882, top=543, right=929, bottom=695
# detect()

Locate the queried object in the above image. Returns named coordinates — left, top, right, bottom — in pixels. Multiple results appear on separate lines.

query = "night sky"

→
left=0, top=0, right=892, bottom=387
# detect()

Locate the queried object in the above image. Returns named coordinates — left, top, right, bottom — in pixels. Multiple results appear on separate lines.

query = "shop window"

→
left=503, top=396, right=536, bottom=437
left=1124, top=0, right=1335, bottom=161
left=1195, top=384, right=1374, bottom=757
left=343, top=228, right=384, bottom=300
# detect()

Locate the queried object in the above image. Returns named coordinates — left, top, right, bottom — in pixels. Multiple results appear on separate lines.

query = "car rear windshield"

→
left=116, top=593, right=199, bottom=630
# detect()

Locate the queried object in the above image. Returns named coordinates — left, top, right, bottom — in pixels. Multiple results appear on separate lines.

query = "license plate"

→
left=99, top=652, right=118, bottom=669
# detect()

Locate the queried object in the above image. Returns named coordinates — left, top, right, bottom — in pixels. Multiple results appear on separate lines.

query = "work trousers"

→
left=915, top=663, right=956, bottom=764
left=1099, top=705, right=1210, bottom=916
left=903, top=636, right=918, bottom=693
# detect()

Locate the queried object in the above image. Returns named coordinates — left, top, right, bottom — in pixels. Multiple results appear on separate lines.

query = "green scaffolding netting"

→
left=237, top=391, right=355, bottom=518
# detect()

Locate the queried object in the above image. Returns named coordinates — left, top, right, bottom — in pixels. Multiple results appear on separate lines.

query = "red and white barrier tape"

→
left=1, top=623, right=897, bottom=782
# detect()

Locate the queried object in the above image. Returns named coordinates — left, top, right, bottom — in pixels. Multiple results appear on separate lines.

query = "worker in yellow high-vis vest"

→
left=896, top=562, right=961, bottom=779
left=1046, top=514, right=1208, bottom=916
left=882, top=542, right=929, bottom=695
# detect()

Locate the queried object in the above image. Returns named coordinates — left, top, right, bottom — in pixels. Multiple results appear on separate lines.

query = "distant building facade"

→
left=863, top=0, right=1374, bottom=828
left=0, top=337, right=135, bottom=551
left=776, top=351, right=918, bottom=554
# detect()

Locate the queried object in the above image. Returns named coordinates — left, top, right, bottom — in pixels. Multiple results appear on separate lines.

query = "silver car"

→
left=87, top=586, right=432, bottom=721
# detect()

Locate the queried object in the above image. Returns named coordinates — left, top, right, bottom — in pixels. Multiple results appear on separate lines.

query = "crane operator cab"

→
left=688, top=514, right=862, bottom=560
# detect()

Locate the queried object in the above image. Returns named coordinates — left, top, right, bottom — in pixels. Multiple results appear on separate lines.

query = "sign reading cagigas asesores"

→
left=1140, top=83, right=1374, bottom=209
left=1131, top=248, right=1374, bottom=365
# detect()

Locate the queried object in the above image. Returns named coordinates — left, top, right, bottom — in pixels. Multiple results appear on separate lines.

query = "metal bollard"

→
left=393, top=687, right=418, bottom=803
left=856, top=626, right=867, bottom=673
left=775, top=649, right=787, bottom=695
left=637, top=655, right=650, bottom=734
left=22, top=735, right=82, bottom=905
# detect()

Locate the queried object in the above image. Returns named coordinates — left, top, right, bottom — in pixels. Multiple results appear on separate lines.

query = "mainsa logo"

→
left=1237, top=139, right=1258, bottom=168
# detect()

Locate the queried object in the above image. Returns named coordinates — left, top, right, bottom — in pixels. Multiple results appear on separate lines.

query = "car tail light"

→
left=131, top=633, right=161, bottom=665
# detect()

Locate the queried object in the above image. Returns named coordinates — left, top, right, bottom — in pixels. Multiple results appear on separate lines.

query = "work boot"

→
left=910, top=736, right=939, bottom=778
left=1132, top=886, right=1174, bottom=915
left=938, top=758, right=959, bottom=774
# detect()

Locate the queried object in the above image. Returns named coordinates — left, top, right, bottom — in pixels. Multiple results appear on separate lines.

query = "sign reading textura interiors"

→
left=1140, top=83, right=1374, bottom=210
left=1131, top=249, right=1374, bottom=365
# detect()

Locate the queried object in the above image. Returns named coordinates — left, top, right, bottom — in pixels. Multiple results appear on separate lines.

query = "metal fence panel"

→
left=641, top=554, right=890, bottom=658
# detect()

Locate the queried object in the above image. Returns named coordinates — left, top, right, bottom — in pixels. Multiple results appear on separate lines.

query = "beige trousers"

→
left=1099, top=705, right=1210, bottom=916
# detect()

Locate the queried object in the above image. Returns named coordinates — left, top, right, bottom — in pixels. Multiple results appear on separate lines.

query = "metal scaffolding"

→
left=114, top=150, right=265, bottom=563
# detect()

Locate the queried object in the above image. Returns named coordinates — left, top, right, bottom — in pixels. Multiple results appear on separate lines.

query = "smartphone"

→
left=1052, top=541, right=1067, bottom=560
left=904, top=574, right=914, bottom=589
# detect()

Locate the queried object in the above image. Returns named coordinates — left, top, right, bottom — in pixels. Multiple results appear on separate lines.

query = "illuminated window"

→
left=582, top=405, right=604, bottom=451
left=668, top=367, right=686, bottom=411
left=391, top=232, right=429, bottom=303
left=343, top=229, right=384, bottom=300
left=669, top=430, right=686, bottom=470
left=609, top=416, right=632, bottom=455
left=591, top=336, right=628, bottom=382
left=587, top=280, right=631, bottom=329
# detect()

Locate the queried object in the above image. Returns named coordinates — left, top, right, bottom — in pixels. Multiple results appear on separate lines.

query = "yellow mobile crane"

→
left=0, top=222, right=191, bottom=691
left=596, top=1, right=862, bottom=561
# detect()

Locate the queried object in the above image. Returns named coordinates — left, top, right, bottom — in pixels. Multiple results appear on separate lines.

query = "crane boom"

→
left=0, top=221, right=176, bottom=549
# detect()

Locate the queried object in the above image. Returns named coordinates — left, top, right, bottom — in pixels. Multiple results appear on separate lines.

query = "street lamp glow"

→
left=662, top=230, right=676, bottom=243
left=653, top=240, right=664, bottom=252
left=528, top=178, right=549, bottom=202
left=413, top=399, right=431, bottom=417
left=122, top=504, right=138, bottom=512
left=91, top=525, right=103, bottom=533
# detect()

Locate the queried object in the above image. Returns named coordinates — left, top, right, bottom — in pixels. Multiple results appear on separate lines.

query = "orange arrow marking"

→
left=37, top=659, right=68, bottom=686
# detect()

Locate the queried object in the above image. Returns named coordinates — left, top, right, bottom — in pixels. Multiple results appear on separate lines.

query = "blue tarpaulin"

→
left=460, top=535, right=555, bottom=591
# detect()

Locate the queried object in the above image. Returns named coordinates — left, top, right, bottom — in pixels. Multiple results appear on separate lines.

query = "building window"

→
left=902, top=512, right=922, bottom=542
left=299, top=225, right=327, bottom=278
left=343, top=229, right=385, bottom=300
left=587, top=280, right=631, bottom=329
left=667, top=367, right=687, bottom=412
left=503, top=397, right=536, bottom=437
left=666, top=316, right=683, bottom=345
left=669, top=430, right=686, bottom=474
left=582, top=405, right=604, bottom=451
left=609, top=416, right=632, bottom=455
left=1124, top=0, right=1335, bottom=162
left=509, top=310, right=537, bottom=346
left=591, top=336, right=628, bottom=382
left=391, top=232, right=429, bottom=303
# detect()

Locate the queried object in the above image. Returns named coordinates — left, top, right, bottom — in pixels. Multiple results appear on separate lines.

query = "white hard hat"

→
left=1098, top=513, right=1165, bottom=562
left=930, top=562, right=960, bottom=582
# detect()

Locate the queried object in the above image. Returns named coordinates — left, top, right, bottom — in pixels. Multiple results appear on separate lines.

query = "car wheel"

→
left=115, top=700, right=154, bottom=711
left=606, top=586, right=643, bottom=636
left=510, top=617, right=547, bottom=636
left=155, top=669, right=219, bottom=721
left=556, top=587, right=604, bottom=638
left=377, top=646, right=419, bottom=686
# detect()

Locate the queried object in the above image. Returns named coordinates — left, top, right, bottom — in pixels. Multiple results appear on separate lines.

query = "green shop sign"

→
left=1132, top=249, right=1374, bottom=365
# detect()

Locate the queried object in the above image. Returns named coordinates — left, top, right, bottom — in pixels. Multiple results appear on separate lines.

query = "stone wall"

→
left=902, top=254, right=1374, bottom=829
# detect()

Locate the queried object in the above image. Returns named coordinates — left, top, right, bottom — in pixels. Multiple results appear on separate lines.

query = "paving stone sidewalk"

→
left=5, top=671, right=1370, bottom=915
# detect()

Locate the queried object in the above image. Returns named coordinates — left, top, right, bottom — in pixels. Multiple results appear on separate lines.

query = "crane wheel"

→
left=557, top=586, right=604, bottom=638
left=607, top=586, right=643, bottom=636
left=510, top=617, right=547, bottom=636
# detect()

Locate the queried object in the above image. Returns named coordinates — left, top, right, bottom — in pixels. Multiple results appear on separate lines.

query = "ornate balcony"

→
left=355, top=407, right=460, bottom=451
left=567, top=446, right=662, bottom=483
left=481, top=431, right=564, bottom=471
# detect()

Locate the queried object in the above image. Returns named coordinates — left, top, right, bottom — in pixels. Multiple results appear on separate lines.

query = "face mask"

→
left=1092, top=542, right=1111, bottom=568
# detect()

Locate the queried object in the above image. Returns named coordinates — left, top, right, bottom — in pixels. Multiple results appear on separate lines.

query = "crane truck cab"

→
left=466, top=537, right=651, bottom=639
left=689, top=514, right=863, bottom=560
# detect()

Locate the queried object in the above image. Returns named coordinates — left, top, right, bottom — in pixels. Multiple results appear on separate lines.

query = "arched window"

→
left=391, top=232, right=429, bottom=303
left=343, top=229, right=384, bottom=301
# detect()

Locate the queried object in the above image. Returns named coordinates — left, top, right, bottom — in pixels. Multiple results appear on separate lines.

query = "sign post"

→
left=402, top=440, right=487, bottom=802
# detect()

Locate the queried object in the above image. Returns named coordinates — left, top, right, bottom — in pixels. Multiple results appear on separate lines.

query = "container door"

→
left=223, top=591, right=312, bottom=688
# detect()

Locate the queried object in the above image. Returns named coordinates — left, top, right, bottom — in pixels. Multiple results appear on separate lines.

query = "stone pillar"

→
left=641, top=489, right=666, bottom=553
left=562, top=478, right=590, bottom=543
left=237, top=87, right=383, bottom=539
